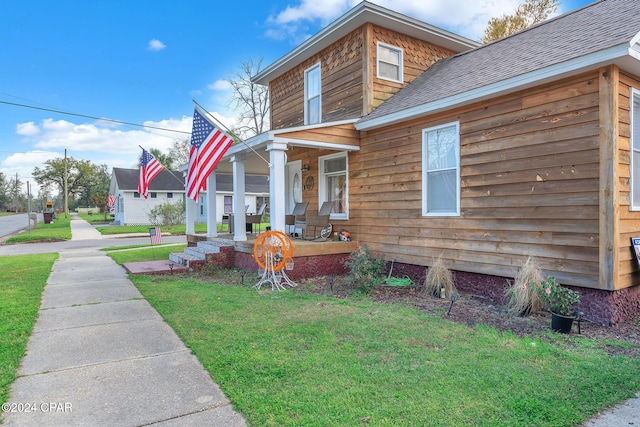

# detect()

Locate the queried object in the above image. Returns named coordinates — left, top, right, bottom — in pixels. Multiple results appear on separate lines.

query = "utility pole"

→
left=64, top=148, right=69, bottom=218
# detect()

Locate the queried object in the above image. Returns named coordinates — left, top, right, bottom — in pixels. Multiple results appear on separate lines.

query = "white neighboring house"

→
left=109, top=167, right=269, bottom=225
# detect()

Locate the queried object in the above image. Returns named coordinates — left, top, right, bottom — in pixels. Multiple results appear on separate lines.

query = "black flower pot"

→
left=551, top=312, right=574, bottom=334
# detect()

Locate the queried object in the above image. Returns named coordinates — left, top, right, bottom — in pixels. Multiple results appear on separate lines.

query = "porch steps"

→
left=169, top=240, right=229, bottom=269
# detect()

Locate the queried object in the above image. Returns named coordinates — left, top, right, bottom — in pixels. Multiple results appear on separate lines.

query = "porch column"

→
left=267, top=141, right=288, bottom=232
left=231, top=152, right=247, bottom=242
left=206, top=171, right=217, bottom=238
left=185, top=194, right=196, bottom=235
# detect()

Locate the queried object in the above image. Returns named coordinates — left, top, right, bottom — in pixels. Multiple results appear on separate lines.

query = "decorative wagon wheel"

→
left=253, top=231, right=297, bottom=291
left=253, top=231, right=292, bottom=272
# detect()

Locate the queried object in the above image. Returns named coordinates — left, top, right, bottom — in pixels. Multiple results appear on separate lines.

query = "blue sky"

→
left=0, top=0, right=592, bottom=194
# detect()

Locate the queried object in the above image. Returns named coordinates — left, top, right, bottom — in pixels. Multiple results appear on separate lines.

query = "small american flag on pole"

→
left=186, top=107, right=234, bottom=202
left=149, top=227, right=162, bottom=244
left=138, top=148, right=163, bottom=199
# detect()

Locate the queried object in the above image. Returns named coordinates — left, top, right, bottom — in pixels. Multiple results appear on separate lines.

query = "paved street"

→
left=0, top=213, right=40, bottom=241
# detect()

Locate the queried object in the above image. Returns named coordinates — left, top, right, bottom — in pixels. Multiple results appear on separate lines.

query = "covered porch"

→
left=184, top=119, right=360, bottom=242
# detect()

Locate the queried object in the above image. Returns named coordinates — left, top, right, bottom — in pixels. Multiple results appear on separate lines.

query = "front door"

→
left=286, top=160, right=303, bottom=214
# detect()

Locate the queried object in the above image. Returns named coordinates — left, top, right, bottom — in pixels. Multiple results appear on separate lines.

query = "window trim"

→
left=376, top=42, right=404, bottom=83
left=304, top=62, right=322, bottom=125
left=422, top=121, right=460, bottom=217
left=631, top=88, right=640, bottom=210
left=318, top=151, right=348, bottom=221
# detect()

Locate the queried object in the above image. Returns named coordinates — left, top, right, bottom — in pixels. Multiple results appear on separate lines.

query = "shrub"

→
left=422, top=256, right=456, bottom=298
left=147, top=200, right=185, bottom=230
left=344, top=245, right=385, bottom=294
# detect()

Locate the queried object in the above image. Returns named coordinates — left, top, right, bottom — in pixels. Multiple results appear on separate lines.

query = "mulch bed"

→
left=291, top=275, right=640, bottom=358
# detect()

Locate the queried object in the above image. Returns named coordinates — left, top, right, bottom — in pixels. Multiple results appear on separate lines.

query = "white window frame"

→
left=377, top=42, right=404, bottom=83
left=318, top=152, right=348, bottom=220
left=304, top=62, right=322, bottom=125
left=422, top=122, right=460, bottom=216
left=631, top=88, right=640, bottom=210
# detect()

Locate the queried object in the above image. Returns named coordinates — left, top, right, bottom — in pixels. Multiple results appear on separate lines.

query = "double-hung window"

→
left=422, top=122, right=460, bottom=216
left=631, top=89, right=640, bottom=210
left=304, top=63, right=321, bottom=125
left=319, top=152, right=348, bottom=220
left=377, top=42, right=403, bottom=83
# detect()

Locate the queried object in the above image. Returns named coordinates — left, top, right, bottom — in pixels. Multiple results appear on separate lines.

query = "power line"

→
left=0, top=100, right=192, bottom=135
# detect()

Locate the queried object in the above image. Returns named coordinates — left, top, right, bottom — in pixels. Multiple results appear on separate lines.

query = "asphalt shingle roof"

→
left=357, top=0, right=640, bottom=126
left=112, top=168, right=268, bottom=193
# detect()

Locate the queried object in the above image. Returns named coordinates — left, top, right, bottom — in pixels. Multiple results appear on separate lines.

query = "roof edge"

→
left=253, top=1, right=479, bottom=85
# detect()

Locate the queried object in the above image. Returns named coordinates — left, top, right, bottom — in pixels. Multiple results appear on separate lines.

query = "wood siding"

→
left=617, top=70, right=640, bottom=289
left=270, top=29, right=365, bottom=130
left=269, top=24, right=457, bottom=129
left=366, top=24, right=455, bottom=113
left=350, top=72, right=603, bottom=289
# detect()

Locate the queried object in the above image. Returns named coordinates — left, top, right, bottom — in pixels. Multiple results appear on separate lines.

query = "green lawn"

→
left=109, top=249, right=640, bottom=427
left=0, top=253, right=58, bottom=405
left=4, top=215, right=71, bottom=244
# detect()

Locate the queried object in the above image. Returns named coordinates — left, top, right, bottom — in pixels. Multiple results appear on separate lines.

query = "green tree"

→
left=227, top=57, right=270, bottom=140
left=481, top=0, right=559, bottom=43
left=168, top=138, right=190, bottom=167
left=0, top=172, right=8, bottom=210
left=32, top=157, right=104, bottom=214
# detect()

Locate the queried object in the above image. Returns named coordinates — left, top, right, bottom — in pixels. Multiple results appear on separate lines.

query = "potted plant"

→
left=536, top=277, right=581, bottom=333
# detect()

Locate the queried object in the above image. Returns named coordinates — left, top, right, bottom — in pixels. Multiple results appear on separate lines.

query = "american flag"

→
left=149, top=227, right=162, bottom=244
left=107, top=194, right=116, bottom=208
left=138, top=148, right=163, bottom=199
left=186, top=108, right=234, bottom=201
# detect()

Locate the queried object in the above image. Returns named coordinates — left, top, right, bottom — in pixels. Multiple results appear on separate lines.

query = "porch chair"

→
left=304, top=200, right=335, bottom=240
left=285, top=202, right=309, bottom=237
left=227, top=205, right=251, bottom=233
left=246, top=203, right=267, bottom=234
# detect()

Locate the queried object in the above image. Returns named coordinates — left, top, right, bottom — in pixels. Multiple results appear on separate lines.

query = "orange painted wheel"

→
left=253, top=231, right=293, bottom=272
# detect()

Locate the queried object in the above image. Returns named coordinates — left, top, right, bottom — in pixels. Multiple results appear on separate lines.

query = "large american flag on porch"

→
left=186, top=107, right=234, bottom=202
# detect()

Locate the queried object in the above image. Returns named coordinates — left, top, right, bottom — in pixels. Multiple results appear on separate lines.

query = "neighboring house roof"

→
left=111, top=168, right=269, bottom=194
left=216, top=174, right=270, bottom=193
left=253, top=1, right=479, bottom=85
left=112, top=167, right=185, bottom=192
left=357, top=0, right=640, bottom=130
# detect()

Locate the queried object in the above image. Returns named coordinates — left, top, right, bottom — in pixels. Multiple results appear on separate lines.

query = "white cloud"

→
left=15, top=122, right=40, bottom=136
left=207, top=80, right=233, bottom=91
left=147, top=38, right=166, bottom=51
left=267, top=0, right=522, bottom=41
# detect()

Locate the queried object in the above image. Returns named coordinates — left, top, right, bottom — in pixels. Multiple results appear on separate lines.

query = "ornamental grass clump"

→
left=422, top=256, right=456, bottom=298
left=536, top=276, right=581, bottom=316
left=505, top=256, right=545, bottom=316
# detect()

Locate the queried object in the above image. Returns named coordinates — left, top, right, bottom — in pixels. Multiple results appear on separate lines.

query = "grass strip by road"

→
left=0, top=253, right=58, bottom=405
left=4, top=215, right=71, bottom=244
left=106, top=244, right=187, bottom=263
left=117, top=261, right=640, bottom=426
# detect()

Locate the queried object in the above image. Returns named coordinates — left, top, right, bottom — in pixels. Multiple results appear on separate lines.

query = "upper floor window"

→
left=304, top=63, right=321, bottom=125
left=631, top=89, right=640, bottom=210
left=377, top=42, right=403, bottom=83
left=422, top=122, right=460, bottom=216
left=319, top=152, right=348, bottom=220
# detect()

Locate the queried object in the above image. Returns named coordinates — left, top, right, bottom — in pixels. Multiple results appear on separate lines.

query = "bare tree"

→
left=168, top=138, right=190, bottom=167
left=481, top=0, right=559, bottom=44
left=226, top=57, right=270, bottom=140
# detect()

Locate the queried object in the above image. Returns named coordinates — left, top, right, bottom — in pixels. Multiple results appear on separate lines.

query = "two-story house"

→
left=190, top=0, right=640, bottom=325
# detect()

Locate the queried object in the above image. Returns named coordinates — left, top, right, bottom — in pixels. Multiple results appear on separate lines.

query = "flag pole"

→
left=138, top=145, right=185, bottom=187
left=191, top=99, right=272, bottom=168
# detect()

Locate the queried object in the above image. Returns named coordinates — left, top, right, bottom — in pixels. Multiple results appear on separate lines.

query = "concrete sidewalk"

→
left=2, top=215, right=246, bottom=426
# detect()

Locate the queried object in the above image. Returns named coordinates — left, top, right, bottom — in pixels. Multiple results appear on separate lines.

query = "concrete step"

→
left=196, top=241, right=222, bottom=253
left=169, top=252, right=201, bottom=267
left=184, top=247, right=212, bottom=261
